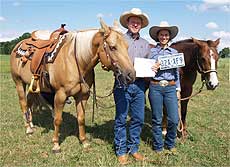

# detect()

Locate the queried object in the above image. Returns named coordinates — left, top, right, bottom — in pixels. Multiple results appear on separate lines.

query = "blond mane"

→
left=75, top=29, right=98, bottom=65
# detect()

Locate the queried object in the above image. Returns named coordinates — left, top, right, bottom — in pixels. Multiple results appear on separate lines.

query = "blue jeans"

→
left=148, top=83, right=179, bottom=151
left=113, top=79, right=145, bottom=156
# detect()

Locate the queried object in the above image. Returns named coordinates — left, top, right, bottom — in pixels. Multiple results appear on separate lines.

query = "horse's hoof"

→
left=162, top=130, right=167, bottom=136
left=82, top=141, right=90, bottom=149
left=26, top=127, right=34, bottom=135
left=52, top=144, right=61, bottom=154
left=29, top=122, right=35, bottom=129
left=52, top=149, right=61, bottom=154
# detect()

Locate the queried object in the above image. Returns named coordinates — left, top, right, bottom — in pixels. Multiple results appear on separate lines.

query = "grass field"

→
left=0, top=54, right=229, bottom=167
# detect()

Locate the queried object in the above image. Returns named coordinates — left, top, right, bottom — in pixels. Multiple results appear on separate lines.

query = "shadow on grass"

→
left=31, top=105, right=159, bottom=148
left=87, top=120, right=115, bottom=144
left=32, top=108, right=79, bottom=144
left=32, top=107, right=115, bottom=146
left=141, top=106, right=153, bottom=146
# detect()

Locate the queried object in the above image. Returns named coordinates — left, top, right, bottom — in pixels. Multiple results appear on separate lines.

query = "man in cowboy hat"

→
left=113, top=8, right=151, bottom=165
left=148, top=21, right=181, bottom=155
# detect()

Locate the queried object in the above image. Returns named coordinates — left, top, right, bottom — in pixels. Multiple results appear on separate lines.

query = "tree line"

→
left=0, top=33, right=31, bottom=55
left=219, top=47, right=230, bottom=58
left=0, top=33, right=229, bottom=58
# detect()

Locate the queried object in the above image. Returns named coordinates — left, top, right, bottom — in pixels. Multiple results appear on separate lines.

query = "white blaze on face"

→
left=209, top=49, right=219, bottom=86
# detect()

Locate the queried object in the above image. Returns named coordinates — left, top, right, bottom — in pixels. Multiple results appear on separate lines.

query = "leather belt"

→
left=150, top=80, right=176, bottom=87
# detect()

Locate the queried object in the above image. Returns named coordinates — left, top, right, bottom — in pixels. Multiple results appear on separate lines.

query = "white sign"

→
left=134, top=58, right=156, bottom=77
left=158, top=53, right=185, bottom=70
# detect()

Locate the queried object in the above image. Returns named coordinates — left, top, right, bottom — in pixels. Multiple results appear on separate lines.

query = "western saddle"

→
left=16, top=24, right=68, bottom=93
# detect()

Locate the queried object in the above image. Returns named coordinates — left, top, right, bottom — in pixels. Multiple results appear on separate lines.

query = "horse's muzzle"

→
left=206, top=81, right=219, bottom=90
left=126, top=71, right=136, bottom=84
left=114, top=68, right=135, bottom=86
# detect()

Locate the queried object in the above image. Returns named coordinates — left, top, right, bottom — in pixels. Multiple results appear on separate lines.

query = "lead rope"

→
left=73, top=33, right=117, bottom=142
left=177, top=97, right=183, bottom=133
left=73, top=34, right=95, bottom=142
left=177, top=80, right=206, bottom=139
left=180, top=80, right=205, bottom=101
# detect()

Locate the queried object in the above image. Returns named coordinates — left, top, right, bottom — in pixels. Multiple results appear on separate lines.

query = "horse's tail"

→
left=27, top=93, right=54, bottom=116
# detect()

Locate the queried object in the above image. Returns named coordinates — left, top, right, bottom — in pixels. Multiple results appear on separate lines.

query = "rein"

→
left=73, top=32, right=118, bottom=126
left=180, top=80, right=206, bottom=101
left=177, top=80, right=206, bottom=135
left=73, top=34, right=96, bottom=126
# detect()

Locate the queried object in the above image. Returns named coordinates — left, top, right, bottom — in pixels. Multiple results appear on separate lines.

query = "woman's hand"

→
left=151, top=61, right=160, bottom=73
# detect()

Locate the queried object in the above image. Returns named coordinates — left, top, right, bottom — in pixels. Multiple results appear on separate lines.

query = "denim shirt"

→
left=150, top=44, right=181, bottom=90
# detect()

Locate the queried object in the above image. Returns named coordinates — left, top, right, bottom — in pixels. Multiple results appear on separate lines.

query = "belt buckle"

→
left=159, top=80, right=168, bottom=87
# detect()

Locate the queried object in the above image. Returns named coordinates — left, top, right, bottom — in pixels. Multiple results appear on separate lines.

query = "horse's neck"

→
left=74, top=30, right=100, bottom=72
left=172, top=42, right=198, bottom=71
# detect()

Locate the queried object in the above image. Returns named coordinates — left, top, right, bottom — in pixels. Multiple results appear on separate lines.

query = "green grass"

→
left=0, top=55, right=11, bottom=73
left=0, top=55, right=229, bottom=167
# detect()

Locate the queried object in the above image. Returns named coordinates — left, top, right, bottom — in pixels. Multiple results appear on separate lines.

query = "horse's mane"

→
left=172, top=38, right=213, bottom=45
left=67, top=28, right=124, bottom=65
left=74, top=29, right=99, bottom=64
left=172, top=39, right=193, bottom=45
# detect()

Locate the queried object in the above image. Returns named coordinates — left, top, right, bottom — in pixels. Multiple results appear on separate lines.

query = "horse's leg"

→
left=180, top=100, right=189, bottom=138
left=180, top=86, right=192, bottom=139
left=52, top=90, right=66, bottom=153
left=162, top=106, right=167, bottom=136
left=15, top=81, right=34, bottom=134
left=75, top=95, right=90, bottom=148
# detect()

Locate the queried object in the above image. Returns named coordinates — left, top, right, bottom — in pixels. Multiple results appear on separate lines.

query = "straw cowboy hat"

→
left=120, top=8, right=149, bottom=28
left=149, top=21, right=179, bottom=41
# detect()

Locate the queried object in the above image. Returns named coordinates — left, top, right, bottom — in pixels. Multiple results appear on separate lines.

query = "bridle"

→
left=197, top=59, right=217, bottom=74
left=196, top=50, right=217, bottom=77
left=98, top=30, right=127, bottom=86
left=98, top=29, right=117, bottom=71
left=72, top=30, right=126, bottom=126
left=180, top=48, right=217, bottom=101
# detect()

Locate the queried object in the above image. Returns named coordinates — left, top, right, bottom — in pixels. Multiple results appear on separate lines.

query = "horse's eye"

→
left=109, top=46, right=116, bottom=51
left=200, top=57, right=205, bottom=62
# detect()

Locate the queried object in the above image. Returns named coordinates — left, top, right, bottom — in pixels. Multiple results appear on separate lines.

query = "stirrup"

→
left=28, top=75, right=40, bottom=93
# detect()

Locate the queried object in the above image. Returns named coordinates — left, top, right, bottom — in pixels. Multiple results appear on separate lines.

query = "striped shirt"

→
left=124, top=31, right=151, bottom=64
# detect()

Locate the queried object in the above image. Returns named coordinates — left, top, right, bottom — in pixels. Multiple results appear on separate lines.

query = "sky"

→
left=0, top=0, right=230, bottom=50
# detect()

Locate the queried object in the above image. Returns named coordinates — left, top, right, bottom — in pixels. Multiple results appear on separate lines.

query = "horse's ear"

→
left=112, top=19, right=123, bottom=33
left=207, top=38, right=220, bottom=47
left=113, top=19, right=119, bottom=28
left=214, top=38, right=220, bottom=46
left=100, top=18, right=110, bottom=37
left=192, top=37, right=203, bottom=47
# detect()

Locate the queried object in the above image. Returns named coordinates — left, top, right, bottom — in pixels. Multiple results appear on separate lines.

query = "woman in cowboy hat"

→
left=113, top=8, right=151, bottom=164
left=148, top=21, right=181, bottom=154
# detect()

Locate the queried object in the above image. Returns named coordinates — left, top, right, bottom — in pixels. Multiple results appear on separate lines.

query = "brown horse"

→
left=162, top=38, right=220, bottom=138
left=10, top=20, right=136, bottom=152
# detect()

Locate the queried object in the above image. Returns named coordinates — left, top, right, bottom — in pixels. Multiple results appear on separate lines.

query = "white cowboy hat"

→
left=149, top=21, right=179, bottom=41
left=119, top=8, right=149, bottom=28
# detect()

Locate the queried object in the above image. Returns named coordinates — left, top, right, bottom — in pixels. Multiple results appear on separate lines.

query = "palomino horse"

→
left=162, top=38, right=220, bottom=138
left=10, top=20, right=136, bottom=152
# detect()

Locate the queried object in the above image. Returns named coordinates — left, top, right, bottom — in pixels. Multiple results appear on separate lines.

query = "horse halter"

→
left=98, top=31, right=127, bottom=86
left=197, top=59, right=217, bottom=74
left=196, top=50, right=217, bottom=75
left=98, top=32, right=117, bottom=71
